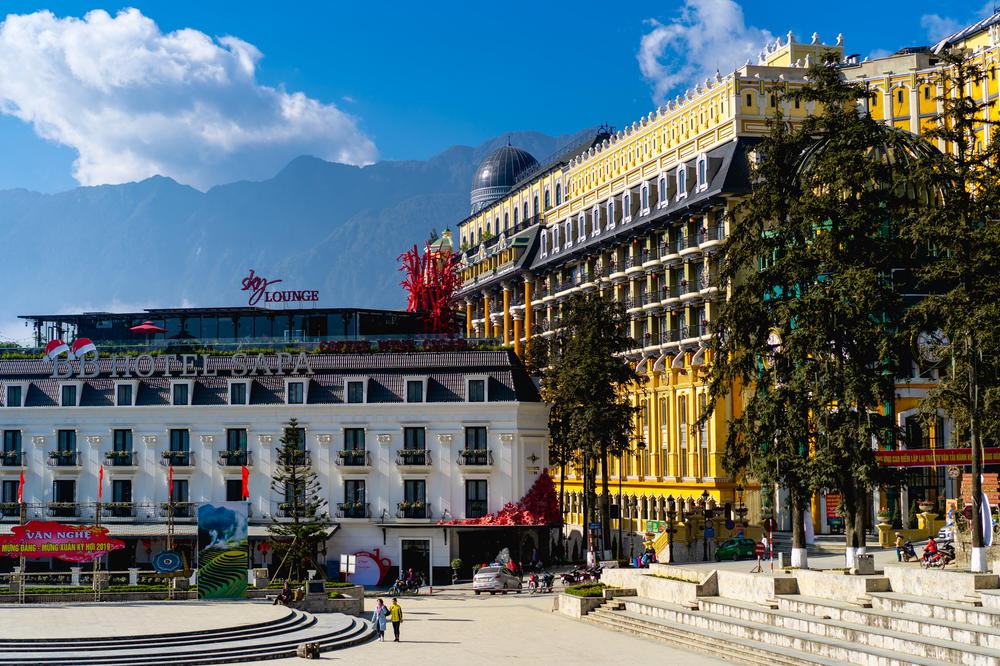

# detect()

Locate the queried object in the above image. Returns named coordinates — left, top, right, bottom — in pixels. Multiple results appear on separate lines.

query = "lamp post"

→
left=735, top=484, right=748, bottom=534
left=631, top=440, right=646, bottom=558
left=665, top=495, right=677, bottom=563
left=701, top=489, right=713, bottom=561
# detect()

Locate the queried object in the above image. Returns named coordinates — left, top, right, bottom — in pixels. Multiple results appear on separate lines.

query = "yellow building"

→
left=449, top=15, right=1000, bottom=556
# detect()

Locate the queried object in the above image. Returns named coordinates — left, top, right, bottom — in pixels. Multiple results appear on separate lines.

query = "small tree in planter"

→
left=450, top=558, right=463, bottom=584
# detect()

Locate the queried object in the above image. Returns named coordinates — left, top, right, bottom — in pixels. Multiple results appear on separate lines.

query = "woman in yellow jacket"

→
left=389, top=598, right=403, bottom=642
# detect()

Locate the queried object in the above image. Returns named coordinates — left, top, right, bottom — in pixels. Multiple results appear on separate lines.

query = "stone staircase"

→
left=0, top=606, right=372, bottom=665
left=582, top=591, right=1000, bottom=665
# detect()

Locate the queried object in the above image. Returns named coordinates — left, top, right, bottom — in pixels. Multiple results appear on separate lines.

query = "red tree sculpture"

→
left=438, top=469, right=562, bottom=526
left=398, top=240, right=461, bottom=335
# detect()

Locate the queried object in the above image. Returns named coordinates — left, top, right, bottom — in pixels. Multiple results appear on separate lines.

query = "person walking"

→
left=389, top=598, right=403, bottom=642
left=370, top=599, right=388, bottom=641
left=895, top=533, right=905, bottom=562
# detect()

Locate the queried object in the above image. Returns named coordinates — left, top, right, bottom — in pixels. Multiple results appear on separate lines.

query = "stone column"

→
left=465, top=299, right=473, bottom=338
left=70, top=567, right=81, bottom=586
left=129, top=568, right=140, bottom=586
left=523, top=277, right=534, bottom=344
left=502, top=284, right=512, bottom=345
left=512, top=312, right=523, bottom=357
left=482, top=293, right=492, bottom=338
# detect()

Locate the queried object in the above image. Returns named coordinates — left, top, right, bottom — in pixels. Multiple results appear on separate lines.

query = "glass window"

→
left=61, top=384, right=77, bottom=407
left=468, top=379, right=486, bottom=402
left=466, top=480, right=488, bottom=518
left=555, top=183, right=562, bottom=205
left=113, top=429, right=132, bottom=452
left=345, top=479, right=365, bottom=503
left=465, top=426, right=487, bottom=450
left=406, top=380, right=424, bottom=403
left=1, top=480, right=17, bottom=503
left=53, top=479, right=75, bottom=502
left=404, top=427, right=425, bottom=449
left=169, top=429, right=189, bottom=452
left=698, top=159, right=706, bottom=186
left=4, top=430, right=21, bottom=453
left=172, top=383, right=189, bottom=406
left=58, top=429, right=76, bottom=453
left=116, top=384, right=133, bottom=406
left=171, top=479, right=189, bottom=503
left=227, top=428, right=247, bottom=452
left=345, top=428, right=365, bottom=451
left=404, top=479, right=425, bottom=503
left=533, top=195, right=539, bottom=216
left=347, top=380, right=364, bottom=403
left=504, top=212, right=509, bottom=229
left=226, top=479, right=243, bottom=502
left=677, top=169, right=686, bottom=195
left=513, top=208, right=519, bottom=225
left=112, top=479, right=132, bottom=503
left=6, top=385, right=21, bottom=407
left=641, top=186, right=648, bottom=209
left=287, top=381, right=305, bottom=404
left=544, top=189, right=551, bottom=209
left=230, top=382, right=247, bottom=405
left=523, top=202, right=529, bottom=220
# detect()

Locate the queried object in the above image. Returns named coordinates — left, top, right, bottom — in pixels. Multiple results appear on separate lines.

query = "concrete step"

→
left=871, top=592, right=1000, bottom=628
left=621, top=596, right=951, bottom=666
left=0, top=612, right=372, bottom=665
left=777, top=594, right=1000, bottom=650
left=584, top=608, right=839, bottom=666
left=699, top=596, right=1000, bottom=664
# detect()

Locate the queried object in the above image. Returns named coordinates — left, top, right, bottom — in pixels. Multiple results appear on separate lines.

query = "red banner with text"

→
left=0, top=520, right=125, bottom=562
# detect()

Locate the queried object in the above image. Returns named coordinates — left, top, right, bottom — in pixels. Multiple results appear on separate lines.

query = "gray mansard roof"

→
left=0, top=351, right=541, bottom=407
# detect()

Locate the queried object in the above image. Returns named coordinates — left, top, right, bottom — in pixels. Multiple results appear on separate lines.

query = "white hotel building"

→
left=0, top=346, right=549, bottom=585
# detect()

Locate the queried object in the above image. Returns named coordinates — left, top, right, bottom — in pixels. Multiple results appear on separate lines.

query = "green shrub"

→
left=564, top=583, right=606, bottom=598
left=450, top=558, right=463, bottom=569
left=327, top=592, right=344, bottom=599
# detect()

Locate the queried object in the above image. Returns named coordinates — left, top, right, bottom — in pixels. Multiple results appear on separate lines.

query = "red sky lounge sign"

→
left=241, top=269, right=320, bottom=306
left=0, top=521, right=125, bottom=562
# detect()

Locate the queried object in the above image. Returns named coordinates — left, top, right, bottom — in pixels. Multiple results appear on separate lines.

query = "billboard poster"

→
left=0, top=520, right=125, bottom=562
left=197, top=502, right=248, bottom=599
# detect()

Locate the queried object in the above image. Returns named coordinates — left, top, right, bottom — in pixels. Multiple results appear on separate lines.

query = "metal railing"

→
left=159, top=452, right=194, bottom=467
left=47, top=451, right=81, bottom=467
left=1, top=451, right=24, bottom=467
left=101, top=502, right=135, bottom=518
left=217, top=451, right=252, bottom=467
left=335, top=502, right=370, bottom=519
left=395, top=450, right=431, bottom=466
left=105, top=451, right=137, bottom=467
left=278, top=450, right=311, bottom=466
left=335, top=450, right=371, bottom=467
left=457, top=449, right=493, bottom=466
left=396, top=502, right=431, bottom=519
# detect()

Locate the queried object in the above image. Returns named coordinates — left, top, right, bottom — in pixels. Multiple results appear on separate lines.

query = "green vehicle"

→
left=715, top=537, right=757, bottom=561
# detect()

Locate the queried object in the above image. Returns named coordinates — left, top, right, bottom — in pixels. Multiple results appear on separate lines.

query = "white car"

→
left=473, top=566, right=522, bottom=595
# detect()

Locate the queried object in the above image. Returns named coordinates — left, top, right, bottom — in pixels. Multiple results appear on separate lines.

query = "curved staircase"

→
left=0, top=606, right=372, bottom=665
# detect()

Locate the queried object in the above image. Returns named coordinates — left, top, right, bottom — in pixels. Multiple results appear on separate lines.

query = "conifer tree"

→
left=545, top=293, right=639, bottom=558
left=268, top=417, right=330, bottom=581
left=899, top=49, right=1000, bottom=571
left=704, top=59, right=911, bottom=566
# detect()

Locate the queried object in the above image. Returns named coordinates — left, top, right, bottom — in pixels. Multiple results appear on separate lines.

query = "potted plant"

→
left=450, top=558, right=463, bottom=584
left=876, top=509, right=892, bottom=525
left=918, top=500, right=936, bottom=514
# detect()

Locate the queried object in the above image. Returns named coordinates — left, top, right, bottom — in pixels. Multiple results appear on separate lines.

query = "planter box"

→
left=558, top=592, right=604, bottom=618
left=601, top=565, right=716, bottom=606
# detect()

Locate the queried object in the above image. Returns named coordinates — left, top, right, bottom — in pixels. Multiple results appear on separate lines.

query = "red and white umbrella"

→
left=129, top=321, right=167, bottom=334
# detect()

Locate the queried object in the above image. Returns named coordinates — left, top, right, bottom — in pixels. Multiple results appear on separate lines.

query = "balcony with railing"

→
left=457, top=449, right=493, bottom=467
left=278, top=450, right=311, bottom=466
left=0, top=502, right=19, bottom=518
left=335, top=450, right=372, bottom=468
left=47, top=502, right=79, bottom=518
left=218, top=450, right=252, bottom=467
left=681, top=323, right=709, bottom=340
left=1, top=451, right=23, bottom=467
left=680, top=233, right=704, bottom=257
left=660, top=239, right=681, bottom=258
left=396, top=501, right=431, bottom=519
left=160, top=451, right=194, bottom=467
left=395, top=449, right=431, bottom=469
left=661, top=284, right=682, bottom=302
left=336, top=502, right=370, bottom=519
left=47, top=451, right=81, bottom=467
left=274, top=503, right=310, bottom=519
left=661, top=328, right=682, bottom=344
left=700, top=225, right=724, bottom=250
left=159, top=501, right=195, bottom=518
left=105, top=451, right=137, bottom=467
left=101, top=502, right=135, bottom=519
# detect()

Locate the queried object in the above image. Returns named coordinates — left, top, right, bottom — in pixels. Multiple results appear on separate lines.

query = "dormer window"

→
left=60, top=383, right=80, bottom=407
left=5, top=384, right=25, bottom=407
left=641, top=185, right=649, bottom=212
left=345, top=378, right=367, bottom=404
left=405, top=378, right=427, bottom=403
left=540, top=230, right=548, bottom=257
left=513, top=207, right=519, bottom=226
left=677, top=168, right=687, bottom=199
left=229, top=381, right=248, bottom=405
left=592, top=207, right=601, bottom=237
left=658, top=177, right=666, bottom=204
left=544, top=189, right=551, bottom=209
left=607, top=200, right=616, bottom=230
left=555, top=183, right=562, bottom=205
left=578, top=213, right=587, bottom=242
left=467, top=377, right=487, bottom=402
left=697, top=157, right=707, bottom=190
left=551, top=227, right=559, bottom=253
left=286, top=380, right=306, bottom=405
left=523, top=201, right=529, bottom=220
left=115, top=382, right=136, bottom=407
left=171, top=382, right=191, bottom=406
left=564, top=220, right=573, bottom=248
left=623, top=193, right=631, bottom=223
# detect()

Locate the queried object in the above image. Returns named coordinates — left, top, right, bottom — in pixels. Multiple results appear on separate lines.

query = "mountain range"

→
left=0, top=130, right=584, bottom=343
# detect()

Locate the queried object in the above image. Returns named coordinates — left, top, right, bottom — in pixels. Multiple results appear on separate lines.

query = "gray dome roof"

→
left=470, top=144, right=539, bottom=213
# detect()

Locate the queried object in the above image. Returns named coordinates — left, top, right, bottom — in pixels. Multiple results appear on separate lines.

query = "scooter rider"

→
left=923, top=536, right=939, bottom=564
left=895, top=533, right=905, bottom=561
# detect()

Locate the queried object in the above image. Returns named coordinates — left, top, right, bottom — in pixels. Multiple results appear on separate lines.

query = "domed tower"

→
left=470, top=143, right=539, bottom=214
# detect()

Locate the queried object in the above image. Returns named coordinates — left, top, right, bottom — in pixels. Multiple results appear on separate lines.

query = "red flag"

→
left=17, top=469, right=24, bottom=503
left=168, top=466, right=174, bottom=499
left=98, top=465, right=104, bottom=501
left=241, top=465, right=250, bottom=499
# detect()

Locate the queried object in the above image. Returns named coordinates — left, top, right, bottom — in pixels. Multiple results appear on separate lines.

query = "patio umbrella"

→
left=168, top=330, right=196, bottom=339
left=129, top=321, right=167, bottom=334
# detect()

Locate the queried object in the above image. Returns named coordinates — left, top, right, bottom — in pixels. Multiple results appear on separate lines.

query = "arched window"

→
left=677, top=168, right=686, bottom=197
left=607, top=200, right=615, bottom=229
left=504, top=212, right=509, bottom=229
left=544, top=189, right=551, bottom=209
left=513, top=207, right=519, bottom=226
left=533, top=195, right=539, bottom=216
left=555, top=183, right=562, bottom=205
left=523, top=202, right=529, bottom=220
left=623, top=193, right=631, bottom=219
left=592, top=207, right=601, bottom=236
left=486, top=221, right=491, bottom=235
left=641, top=186, right=649, bottom=210
left=494, top=217, right=499, bottom=233
left=540, top=228, right=548, bottom=255
left=578, top=214, right=586, bottom=242
left=658, top=177, right=666, bottom=202
left=697, top=158, right=707, bottom=188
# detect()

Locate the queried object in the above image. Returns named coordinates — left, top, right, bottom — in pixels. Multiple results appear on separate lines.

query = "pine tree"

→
left=704, top=58, right=911, bottom=567
left=899, top=49, right=1000, bottom=571
left=268, top=418, right=329, bottom=581
left=545, top=293, right=639, bottom=558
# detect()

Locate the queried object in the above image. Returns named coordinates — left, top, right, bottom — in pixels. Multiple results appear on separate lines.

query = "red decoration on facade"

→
left=398, top=241, right=461, bottom=335
left=0, top=520, right=126, bottom=563
left=438, top=469, right=562, bottom=526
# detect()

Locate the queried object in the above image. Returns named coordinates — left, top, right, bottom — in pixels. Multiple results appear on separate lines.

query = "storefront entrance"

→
left=400, top=539, right=430, bottom=585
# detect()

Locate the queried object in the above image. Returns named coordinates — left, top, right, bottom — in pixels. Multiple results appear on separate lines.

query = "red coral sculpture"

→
left=439, top=469, right=562, bottom=526
left=398, top=241, right=461, bottom=335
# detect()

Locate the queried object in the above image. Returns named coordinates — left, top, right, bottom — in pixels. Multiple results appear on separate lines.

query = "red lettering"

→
left=240, top=269, right=283, bottom=306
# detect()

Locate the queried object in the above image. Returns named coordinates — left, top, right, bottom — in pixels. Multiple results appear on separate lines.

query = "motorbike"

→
left=540, top=572, right=555, bottom=593
left=921, top=540, right=955, bottom=568
left=388, top=574, right=423, bottom=595
left=899, top=539, right=917, bottom=562
left=527, top=573, right=540, bottom=593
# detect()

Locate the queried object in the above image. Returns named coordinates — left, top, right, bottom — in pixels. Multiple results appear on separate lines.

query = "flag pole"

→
left=17, top=466, right=25, bottom=605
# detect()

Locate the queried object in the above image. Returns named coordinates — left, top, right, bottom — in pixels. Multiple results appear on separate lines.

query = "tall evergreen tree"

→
left=704, top=59, right=910, bottom=567
left=899, top=49, right=1000, bottom=571
left=544, top=293, right=639, bottom=559
left=268, top=417, right=330, bottom=581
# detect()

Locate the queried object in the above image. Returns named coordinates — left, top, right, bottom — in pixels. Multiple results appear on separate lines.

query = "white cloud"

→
left=638, top=0, right=773, bottom=104
left=0, top=9, right=377, bottom=189
left=920, top=14, right=962, bottom=42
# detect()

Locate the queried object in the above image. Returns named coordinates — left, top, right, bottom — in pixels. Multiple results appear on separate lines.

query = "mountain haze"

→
left=0, top=130, right=582, bottom=342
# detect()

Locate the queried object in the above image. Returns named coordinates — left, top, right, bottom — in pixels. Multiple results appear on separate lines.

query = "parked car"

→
left=472, top=566, right=522, bottom=595
left=715, top=537, right=757, bottom=561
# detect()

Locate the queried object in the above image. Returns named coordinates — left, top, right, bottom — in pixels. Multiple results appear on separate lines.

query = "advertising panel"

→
left=0, top=520, right=125, bottom=562
left=197, top=502, right=248, bottom=599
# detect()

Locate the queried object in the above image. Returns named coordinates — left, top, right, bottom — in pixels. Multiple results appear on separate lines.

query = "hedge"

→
left=564, top=583, right=606, bottom=598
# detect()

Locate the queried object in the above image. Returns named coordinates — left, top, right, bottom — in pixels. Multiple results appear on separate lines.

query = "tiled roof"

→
left=0, top=351, right=541, bottom=406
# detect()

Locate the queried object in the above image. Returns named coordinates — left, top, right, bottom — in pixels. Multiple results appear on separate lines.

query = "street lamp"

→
left=665, top=495, right=677, bottom=563
left=735, top=484, right=748, bottom=534
left=701, top=490, right=713, bottom=561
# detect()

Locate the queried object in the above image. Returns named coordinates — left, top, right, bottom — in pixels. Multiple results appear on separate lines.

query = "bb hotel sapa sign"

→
left=48, top=349, right=315, bottom=379
left=241, top=268, right=320, bottom=305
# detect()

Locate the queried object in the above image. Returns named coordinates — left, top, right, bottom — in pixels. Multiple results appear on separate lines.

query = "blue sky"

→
left=0, top=0, right=990, bottom=192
